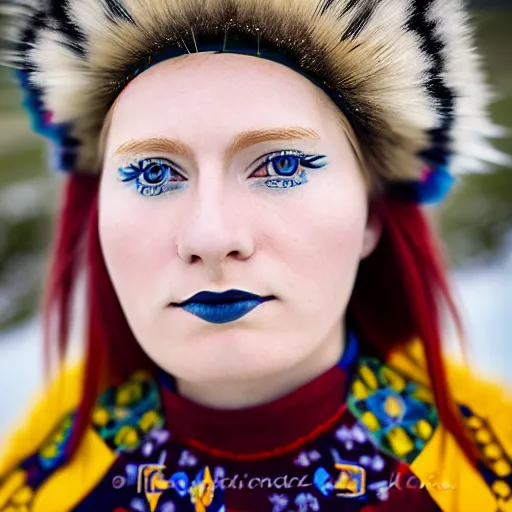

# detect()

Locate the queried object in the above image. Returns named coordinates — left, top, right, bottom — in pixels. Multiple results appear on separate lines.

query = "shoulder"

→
left=0, top=361, right=84, bottom=477
left=386, top=338, right=512, bottom=461
left=349, top=339, right=512, bottom=512
left=0, top=363, right=164, bottom=511
left=0, top=361, right=85, bottom=510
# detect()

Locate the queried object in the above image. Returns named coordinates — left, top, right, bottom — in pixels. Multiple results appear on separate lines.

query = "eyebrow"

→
left=113, top=137, right=192, bottom=158
left=112, top=127, right=320, bottom=161
left=225, top=127, right=320, bottom=161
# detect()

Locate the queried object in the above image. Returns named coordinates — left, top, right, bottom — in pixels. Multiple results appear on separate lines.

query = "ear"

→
left=360, top=207, right=382, bottom=259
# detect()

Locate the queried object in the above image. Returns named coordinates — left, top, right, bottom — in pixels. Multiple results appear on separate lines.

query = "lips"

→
left=170, top=289, right=275, bottom=324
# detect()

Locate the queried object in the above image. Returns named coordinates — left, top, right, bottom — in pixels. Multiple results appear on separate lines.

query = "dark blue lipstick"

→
left=170, top=289, right=275, bottom=324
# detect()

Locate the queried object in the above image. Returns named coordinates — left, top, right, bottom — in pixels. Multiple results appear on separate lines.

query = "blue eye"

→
left=269, top=155, right=300, bottom=176
left=251, top=151, right=327, bottom=189
left=143, top=162, right=168, bottom=184
left=118, top=158, right=186, bottom=197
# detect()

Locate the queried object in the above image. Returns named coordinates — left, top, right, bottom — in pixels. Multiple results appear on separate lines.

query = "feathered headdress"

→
left=0, top=0, right=505, bottom=202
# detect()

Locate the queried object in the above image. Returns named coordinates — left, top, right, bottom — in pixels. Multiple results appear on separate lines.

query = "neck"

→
left=175, top=322, right=345, bottom=409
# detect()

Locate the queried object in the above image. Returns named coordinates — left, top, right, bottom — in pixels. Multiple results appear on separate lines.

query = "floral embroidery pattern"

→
left=37, top=413, right=74, bottom=470
left=4, top=362, right=503, bottom=511
left=91, top=370, right=165, bottom=453
left=293, top=450, right=321, bottom=468
left=108, top=428, right=226, bottom=512
left=460, top=405, right=512, bottom=512
left=347, top=357, right=438, bottom=464
left=0, top=413, right=75, bottom=510
left=269, top=492, right=319, bottom=512
left=299, top=416, right=395, bottom=506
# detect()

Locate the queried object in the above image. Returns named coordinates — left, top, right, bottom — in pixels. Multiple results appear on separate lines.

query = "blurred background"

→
left=0, top=3, right=511, bottom=438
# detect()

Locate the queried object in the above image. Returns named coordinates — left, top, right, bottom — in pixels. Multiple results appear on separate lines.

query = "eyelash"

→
left=251, top=150, right=327, bottom=190
left=117, top=151, right=328, bottom=197
left=118, top=158, right=186, bottom=197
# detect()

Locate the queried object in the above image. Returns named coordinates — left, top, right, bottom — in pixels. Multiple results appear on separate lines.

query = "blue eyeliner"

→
left=256, top=151, right=327, bottom=189
left=118, top=158, right=186, bottom=196
left=118, top=151, right=328, bottom=197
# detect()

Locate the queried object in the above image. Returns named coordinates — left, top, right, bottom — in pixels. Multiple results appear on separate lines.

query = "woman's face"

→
left=99, top=53, right=379, bottom=399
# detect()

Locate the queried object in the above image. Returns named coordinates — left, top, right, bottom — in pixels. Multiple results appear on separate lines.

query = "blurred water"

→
left=0, top=255, right=511, bottom=440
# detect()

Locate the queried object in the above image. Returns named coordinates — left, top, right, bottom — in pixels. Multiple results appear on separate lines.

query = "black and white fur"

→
left=0, top=0, right=504, bottom=179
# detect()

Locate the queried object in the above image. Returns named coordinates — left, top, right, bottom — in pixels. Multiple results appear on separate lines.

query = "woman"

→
left=0, top=0, right=510, bottom=511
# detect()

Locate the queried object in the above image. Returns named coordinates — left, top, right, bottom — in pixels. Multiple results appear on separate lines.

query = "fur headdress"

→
left=0, top=0, right=505, bottom=202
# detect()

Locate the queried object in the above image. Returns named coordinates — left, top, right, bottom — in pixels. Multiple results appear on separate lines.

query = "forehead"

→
left=110, top=53, right=337, bottom=142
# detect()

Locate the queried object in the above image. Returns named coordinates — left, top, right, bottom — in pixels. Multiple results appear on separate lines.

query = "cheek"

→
left=319, top=190, right=367, bottom=257
left=318, top=208, right=366, bottom=292
left=269, top=180, right=368, bottom=305
left=98, top=184, right=172, bottom=304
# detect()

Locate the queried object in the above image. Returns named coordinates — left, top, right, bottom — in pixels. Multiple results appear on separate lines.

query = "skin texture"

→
left=99, top=53, right=380, bottom=409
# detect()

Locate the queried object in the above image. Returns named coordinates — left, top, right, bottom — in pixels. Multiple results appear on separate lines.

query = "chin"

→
left=157, top=331, right=302, bottom=383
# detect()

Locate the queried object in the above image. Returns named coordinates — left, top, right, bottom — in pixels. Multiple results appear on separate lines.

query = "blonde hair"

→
left=97, top=96, right=121, bottom=169
left=333, top=109, right=374, bottom=192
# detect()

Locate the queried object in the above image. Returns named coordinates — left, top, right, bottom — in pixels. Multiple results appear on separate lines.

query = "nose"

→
left=176, top=183, right=255, bottom=274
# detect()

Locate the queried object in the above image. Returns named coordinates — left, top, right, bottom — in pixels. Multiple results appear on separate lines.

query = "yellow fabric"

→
left=411, top=422, right=496, bottom=512
left=0, top=361, right=117, bottom=511
left=0, top=363, right=84, bottom=478
left=1, top=343, right=510, bottom=512
left=0, top=469, right=27, bottom=509
left=388, top=338, right=512, bottom=455
left=389, top=338, right=512, bottom=512
left=31, top=428, right=116, bottom=512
